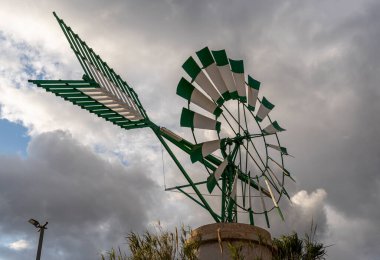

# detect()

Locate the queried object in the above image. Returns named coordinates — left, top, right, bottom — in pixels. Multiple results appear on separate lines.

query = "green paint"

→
left=261, top=97, right=275, bottom=109
left=249, top=209, right=255, bottom=226
left=196, top=47, right=214, bottom=68
left=212, top=50, right=229, bottom=66
left=272, top=121, right=286, bottom=132
left=52, top=12, right=149, bottom=121
left=239, top=96, right=247, bottom=103
left=206, top=174, right=218, bottom=193
left=221, top=91, right=232, bottom=101
left=180, top=108, right=195, bottom=128
left=247, top=104, right=255, bottom=111
left=154, top=130, right=220, bottom=222
left=182, top=57, right=201, bottom=80
left=264, top=211, right=270, bottom=228
left=248, top=75, right=260, bottom=90
left=277, top=207, right=285, bottom=221
left=190, top=143, right=204, bottom=163
left=213, top=107, right=223, bottom=117
left=229, top=59, right=244, bottom=73
left=176, top=78, right=194, bottom=101
left=230, top=90, right=239, bottom=99
left=216, top=121, right=221, bottom=132
left=216, top=96, right=224, bottom=106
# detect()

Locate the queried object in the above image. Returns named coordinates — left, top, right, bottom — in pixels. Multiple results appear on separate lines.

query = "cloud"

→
left=7, top=240, right=30, bottom=251
left=291, top=189, right=327, bottom=213
left=290, top=189, right=327, bottom=234
left=0, top=131, right=164, bottom=260
left=264, top=189, right=328, bottom=241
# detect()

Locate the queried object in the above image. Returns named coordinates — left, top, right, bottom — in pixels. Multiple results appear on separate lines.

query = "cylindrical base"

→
left=190, top=223, right=273, bottom=260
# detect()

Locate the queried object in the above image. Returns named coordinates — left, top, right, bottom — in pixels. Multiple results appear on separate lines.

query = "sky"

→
left=0, top=0, right=379, bottom=259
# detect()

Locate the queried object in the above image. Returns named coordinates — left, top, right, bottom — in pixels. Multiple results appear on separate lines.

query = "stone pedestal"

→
left=190, top=223, right=273, bottom=260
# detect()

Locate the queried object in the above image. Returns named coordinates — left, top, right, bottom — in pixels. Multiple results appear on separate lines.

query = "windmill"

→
left=29, top=12, right=294, bottom=228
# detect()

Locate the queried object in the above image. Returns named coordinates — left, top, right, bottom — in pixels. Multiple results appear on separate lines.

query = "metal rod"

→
left=35, top=222, right=48, bottom=260
left=152, top=126, right=220, bottom=222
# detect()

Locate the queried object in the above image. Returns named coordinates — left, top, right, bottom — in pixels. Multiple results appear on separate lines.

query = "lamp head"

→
left=28, top=219, right=40, bottom=228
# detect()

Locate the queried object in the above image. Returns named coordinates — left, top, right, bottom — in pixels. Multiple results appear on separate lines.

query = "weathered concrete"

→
left=190, top=223, right=273, bottom=260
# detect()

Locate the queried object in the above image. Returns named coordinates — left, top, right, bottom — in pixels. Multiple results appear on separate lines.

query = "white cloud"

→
left=291, top=189, right=327, bottom=212
left=7, top=239, right=30, bottom=250
left=267, top=189, right=328, bottom=239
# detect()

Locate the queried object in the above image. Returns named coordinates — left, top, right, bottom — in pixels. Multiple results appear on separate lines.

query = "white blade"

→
left=194, top=71, right=223, bottom=104
left=233, top=72, right=246, bottom=100
left=218, top=65, right=237, bottom=95
left=214, top=159, right=228, bottom=181
left=191, top=88, right=220, bottom=116
left=204, top=63, right=229, bottom=98
left=264, top=178, right=278, bottom=207
left=193, top=112, right=219, bottom=130
left=202, top=139, right=221, bottom=157
left=230, top=172, right=238, bottom=199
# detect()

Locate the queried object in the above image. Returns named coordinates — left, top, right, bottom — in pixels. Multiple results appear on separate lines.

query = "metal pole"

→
left=36, top=222, right=48, bottom=260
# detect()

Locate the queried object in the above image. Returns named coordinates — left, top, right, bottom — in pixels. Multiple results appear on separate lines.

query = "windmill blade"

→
left=264, top=177, right=285, bottom=221
left=269, top=157, right=295, bottom=182
left=247, top=75, right=261, bottom=111
left=230, top=172, right=239, bottom=200
left=248, top=171, right=255, bottom=226
left=267, top=167, right=290, bottom=199
left=80, top=87, right=142, bottom=120
left=256, top=97, right=275, bottom=122
left=177, top=78, right=222, bottom=117
left=180, top=108, right=221, bottom=132
left=85, top=100, right=140, bottom=120
left=256, top=176, right=270, bottom=228
left=83, top=59, right=141, bottom=113
left=196, top=47, right=231, bottom=100
left=207, top=159, right=228, bottom=193
left=53, top=13, right=146, bottom=118
left=29, top=79, right=148, bottom=129
left=212, top=50, right=238, bottom=99
left=182, top=57, right=223, bottom=105
left=29, top=13, right=150, bottom=130
left=264, top=178, right=278, bottom=208
left=262, top=121, right=285, bottom=134
left=229, top=59, right=247, bottom=102
left=190, top=139, right=224, bottom=163
left=266, top=144, right=290, bottom=156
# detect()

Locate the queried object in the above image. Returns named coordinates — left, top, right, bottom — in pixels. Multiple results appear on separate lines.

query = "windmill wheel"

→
left=176, top=47, right=293, bottom=227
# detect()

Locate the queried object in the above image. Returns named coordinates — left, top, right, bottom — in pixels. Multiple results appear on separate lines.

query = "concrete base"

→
left=190, top=223, right=273, bottom=260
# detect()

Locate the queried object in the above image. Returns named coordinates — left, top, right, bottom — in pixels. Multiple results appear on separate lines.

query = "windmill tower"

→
left=29, top=13, right=294, bottom=259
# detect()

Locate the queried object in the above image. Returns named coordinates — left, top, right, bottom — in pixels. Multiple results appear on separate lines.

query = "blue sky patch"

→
left=0, top=119, right=30, bottom=157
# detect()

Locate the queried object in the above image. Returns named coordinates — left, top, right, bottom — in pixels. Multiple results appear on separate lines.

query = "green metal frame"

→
left=29, top=12, right=292, bottom=227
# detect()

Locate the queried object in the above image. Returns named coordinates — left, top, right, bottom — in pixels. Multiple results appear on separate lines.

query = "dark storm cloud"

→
left=0, top=131, right=162, bottom=260
left=264, top=1, right=380, bottom=258
left=287, top=0, right=380, bottom=220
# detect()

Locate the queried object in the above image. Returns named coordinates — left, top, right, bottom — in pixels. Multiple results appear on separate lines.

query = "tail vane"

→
left=29, top=12, right=150, bottom=130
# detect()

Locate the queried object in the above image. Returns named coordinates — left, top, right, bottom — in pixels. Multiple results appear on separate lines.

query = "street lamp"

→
left=28, top=219, right=48, bottom=260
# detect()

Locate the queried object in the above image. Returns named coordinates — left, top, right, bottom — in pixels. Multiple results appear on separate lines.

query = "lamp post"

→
left=28, top=219, right=48, bottom=260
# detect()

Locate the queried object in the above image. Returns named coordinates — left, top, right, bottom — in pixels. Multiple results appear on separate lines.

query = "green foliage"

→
left=273, top=222, right=328, bottom=260
left=227, top=242, right=245, bottom=260
left=101, top=248, right=128, bottom=260
left=273, top=232, right=303, bottom=259
left=100, top=224, right=200, bottom=260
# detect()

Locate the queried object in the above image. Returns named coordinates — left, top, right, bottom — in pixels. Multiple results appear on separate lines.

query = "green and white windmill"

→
left=29, top=13, right=294, bottom=228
